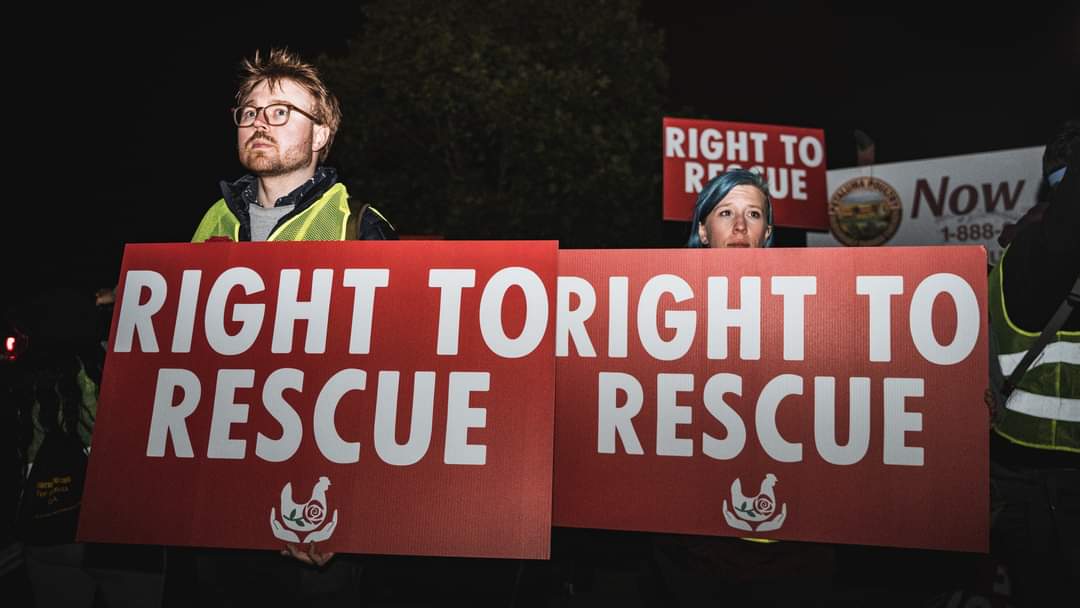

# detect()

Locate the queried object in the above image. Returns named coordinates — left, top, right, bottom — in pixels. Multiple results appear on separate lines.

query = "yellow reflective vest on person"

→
left=989, top=247, right=1080, bottom=453
left=192, top=183, right=354, bottom=242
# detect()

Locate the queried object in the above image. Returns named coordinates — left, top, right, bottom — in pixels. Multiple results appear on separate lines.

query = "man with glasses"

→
left=180, top=48, right=392, bottom=608
left=193, top=48, right=395, bottom=243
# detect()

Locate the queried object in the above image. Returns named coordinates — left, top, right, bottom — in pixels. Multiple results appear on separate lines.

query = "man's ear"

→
left=312, top=124, right=331, bottom=154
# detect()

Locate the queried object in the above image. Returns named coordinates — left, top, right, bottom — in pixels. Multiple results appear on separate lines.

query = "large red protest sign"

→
left=553, top=246, right=987, bottom=552
left=78, top=241, right=557, bottom=559
left=663, top=117, right=828, bottom=229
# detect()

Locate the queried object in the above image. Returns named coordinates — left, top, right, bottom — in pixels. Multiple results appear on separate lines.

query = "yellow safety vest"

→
left=192, top=183, right=355, bottom=242
left=989, top=247, right=1080, bottom=453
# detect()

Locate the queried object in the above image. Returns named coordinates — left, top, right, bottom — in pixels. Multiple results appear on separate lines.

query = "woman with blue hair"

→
left=687, top=169, right=773, bottom=248
left=664, top=170, right=839, bottom=604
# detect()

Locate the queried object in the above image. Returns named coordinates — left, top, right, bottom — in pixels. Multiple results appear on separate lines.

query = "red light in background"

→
left=3, top=332, right=25, bottom=362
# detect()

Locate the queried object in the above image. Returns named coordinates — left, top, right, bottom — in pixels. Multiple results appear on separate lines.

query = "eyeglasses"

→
left=232, top=103, right=321, bottom=127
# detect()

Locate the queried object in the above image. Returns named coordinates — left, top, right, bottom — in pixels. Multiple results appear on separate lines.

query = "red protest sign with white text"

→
left=663, top=117, right=828, bottom=229
left=553, top=246, right=987, bottom=552
left=78, top=241, right=556, bottom=559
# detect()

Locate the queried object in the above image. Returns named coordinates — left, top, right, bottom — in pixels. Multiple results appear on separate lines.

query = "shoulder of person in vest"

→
left=348, top=200, right=398, bottom=240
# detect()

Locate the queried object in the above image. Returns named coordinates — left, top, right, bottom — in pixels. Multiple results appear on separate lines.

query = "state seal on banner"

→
left=828, top=176, right=902, bottom=246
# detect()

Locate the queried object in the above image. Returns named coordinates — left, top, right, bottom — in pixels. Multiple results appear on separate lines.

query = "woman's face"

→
left=697, top=185, right=772, bottom=248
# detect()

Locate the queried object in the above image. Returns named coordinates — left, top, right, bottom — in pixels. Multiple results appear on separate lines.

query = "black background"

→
left=9, top=6, right=1079, bottom=292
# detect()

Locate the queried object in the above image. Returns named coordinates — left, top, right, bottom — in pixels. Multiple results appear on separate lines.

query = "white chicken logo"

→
left=269, top=476, right=339, bottom=544
left=721, top=473, right=787, bottom=533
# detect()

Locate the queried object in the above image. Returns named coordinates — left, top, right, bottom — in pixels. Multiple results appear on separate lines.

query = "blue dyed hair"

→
left=686, top=169, right=773, bottom=248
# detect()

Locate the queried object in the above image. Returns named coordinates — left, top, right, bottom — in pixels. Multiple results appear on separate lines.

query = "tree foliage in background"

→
left=320, top=0, right=667, bottom=246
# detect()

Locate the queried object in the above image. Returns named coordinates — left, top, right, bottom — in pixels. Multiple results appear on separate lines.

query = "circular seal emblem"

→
left=828, top=176, right=902, bottom=246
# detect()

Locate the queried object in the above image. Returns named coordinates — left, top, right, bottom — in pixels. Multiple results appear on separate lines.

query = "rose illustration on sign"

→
left=754, top=495, right=775, bottom=518
left=303, top=502, right=326, bottom=527
left=722, top=473, right=787, bottom=532
left=270, top=476, right=339, bottom=544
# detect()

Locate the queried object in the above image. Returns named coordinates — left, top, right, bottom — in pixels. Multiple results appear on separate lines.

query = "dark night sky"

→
left=10, top=6, right=1079, bottom=294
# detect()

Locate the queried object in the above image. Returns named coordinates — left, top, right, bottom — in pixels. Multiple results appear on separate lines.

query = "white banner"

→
left=807, top=147, right=1043, bottom=267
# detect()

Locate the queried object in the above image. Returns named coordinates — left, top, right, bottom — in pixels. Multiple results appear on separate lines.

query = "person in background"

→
left=7, top=288, right=165, bottom=607
left=988, top=119, right=1079, bottom=607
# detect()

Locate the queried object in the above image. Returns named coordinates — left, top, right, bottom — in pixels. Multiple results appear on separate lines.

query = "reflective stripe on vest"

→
left=998, top=341, right=1080, bottom=376
left=989, top=247, right=1080, bottom=453
left=1003, top=389, right=1080, bottom=422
